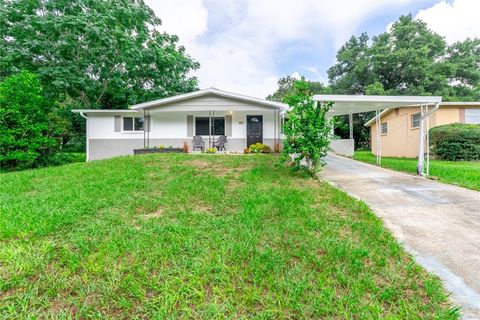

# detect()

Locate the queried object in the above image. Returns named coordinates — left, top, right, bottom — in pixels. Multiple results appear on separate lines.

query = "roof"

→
left=130, top=88, right=289, bottom=111
left=314, top=94, right=442, bottom=116
left=71, top=109, right=137, bottom=114
left=364, top=101, right=480, bottom=126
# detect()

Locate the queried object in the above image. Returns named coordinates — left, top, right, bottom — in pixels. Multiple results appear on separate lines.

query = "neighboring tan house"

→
left=72, top=88, right=289, bottom=161
left=365, top=102, right=480, bottom=158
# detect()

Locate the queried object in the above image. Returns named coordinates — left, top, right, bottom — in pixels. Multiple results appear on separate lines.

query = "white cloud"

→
left=416, top=0, right=480, bottom=43
left=145, top=0, right=419, bottom=98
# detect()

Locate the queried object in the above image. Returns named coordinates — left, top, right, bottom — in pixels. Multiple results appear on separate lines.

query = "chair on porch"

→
left=192, top=135, right=205, bottom=151
left=213, top=135, right=227, bottom=151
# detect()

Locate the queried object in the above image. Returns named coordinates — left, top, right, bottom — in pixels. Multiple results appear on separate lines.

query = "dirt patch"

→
left=141, top=208, right=164, bottom=219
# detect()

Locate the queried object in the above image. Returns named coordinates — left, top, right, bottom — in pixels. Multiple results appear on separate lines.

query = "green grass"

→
left=354, top=151, right=480, bottom=191
left=0, top=154, right=458, bottom=319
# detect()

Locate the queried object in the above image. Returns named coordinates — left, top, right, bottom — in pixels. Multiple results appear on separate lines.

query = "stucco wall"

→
left=370, top=105, right=478, bottom=158
left=86, top=100, right=283, bottom=160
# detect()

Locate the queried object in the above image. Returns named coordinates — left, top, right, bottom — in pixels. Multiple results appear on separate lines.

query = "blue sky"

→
left=145, top=0, right=479, bottom=97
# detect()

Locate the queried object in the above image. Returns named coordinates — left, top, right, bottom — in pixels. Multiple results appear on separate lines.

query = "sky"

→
left=144, top=0, right=480, bottom=98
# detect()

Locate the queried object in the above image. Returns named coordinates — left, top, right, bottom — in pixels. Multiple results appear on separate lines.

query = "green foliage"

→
left=326, top=14, right=480, bottom=149
left=430, top=124, right=480, bottom=161
left=0, top=154, right=457, bottom=318
left=266, top=75, right=330, bottom=102
left=249, top=143, right=271, bottom=154
left=0, top=71, right=65, bottom=170
left=282, top=80, right=332, bottom=175
left=206, top=147, right=216, bottom=154
left=0, top=0, right=200, bottom=149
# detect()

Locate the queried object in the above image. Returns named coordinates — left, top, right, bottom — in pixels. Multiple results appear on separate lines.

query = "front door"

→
left=246, top=115, right=263, bottom=147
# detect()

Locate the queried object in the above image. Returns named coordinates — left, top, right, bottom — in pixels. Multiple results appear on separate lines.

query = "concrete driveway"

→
left=319, top=154, right=480, bottom=319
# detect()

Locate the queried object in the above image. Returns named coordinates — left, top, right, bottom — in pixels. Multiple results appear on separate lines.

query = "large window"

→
left=381, top=122, right=388, bottom=135
left=123, top=116, right=144, bottom=131
left=411, top=113, right=421, bottom=128
left=465, top=108, right=480, bottom=124
left=195, top=117, right=225, bottom=135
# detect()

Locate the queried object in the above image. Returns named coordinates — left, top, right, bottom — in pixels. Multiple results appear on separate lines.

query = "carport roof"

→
left=313, top=95, right=442, bottom=116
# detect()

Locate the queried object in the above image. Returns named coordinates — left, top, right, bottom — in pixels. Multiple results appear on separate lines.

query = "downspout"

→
left=79, top=112, right=89, bottom=162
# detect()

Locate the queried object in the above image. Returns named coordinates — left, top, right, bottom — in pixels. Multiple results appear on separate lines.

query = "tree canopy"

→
left=0, top=0, right=200, bottom=110
left=328, top=14, right=480, bottom=101
left=269, top=14, right=480, bottom=149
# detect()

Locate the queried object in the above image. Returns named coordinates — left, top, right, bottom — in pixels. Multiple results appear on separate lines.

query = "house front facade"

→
left=73, top=88, right=289, bottom=161
left=366, top=102, right=480, bottom=158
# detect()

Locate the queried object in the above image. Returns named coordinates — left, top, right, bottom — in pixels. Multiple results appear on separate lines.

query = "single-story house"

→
left=365, top=102, right=480, bottom=158
left=73, top=88, right=289, bottom=161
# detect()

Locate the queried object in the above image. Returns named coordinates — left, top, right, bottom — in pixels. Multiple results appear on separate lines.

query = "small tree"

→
left=0, top=71, right=62, bottom=170
left=282, top=80, right=333, bottom=175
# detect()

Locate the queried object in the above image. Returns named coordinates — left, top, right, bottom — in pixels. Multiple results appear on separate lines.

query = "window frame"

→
left=411, top=112, right=421, bottom=129
left=381, top=122, right=388, bottom=135
left=122, top=116, right=144, bottom=132
left=465, top=108, right=480, bottom=124
left=194, top=116, right=225, bottom=136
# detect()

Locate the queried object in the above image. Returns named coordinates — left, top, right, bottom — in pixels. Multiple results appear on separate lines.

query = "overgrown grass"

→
left=354, top=151, right=480, bottom=191
left=0, top=154, right=458, bottom=318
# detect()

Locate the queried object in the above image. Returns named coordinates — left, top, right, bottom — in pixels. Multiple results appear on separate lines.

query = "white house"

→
left=72, top=88, right=289, bottom=161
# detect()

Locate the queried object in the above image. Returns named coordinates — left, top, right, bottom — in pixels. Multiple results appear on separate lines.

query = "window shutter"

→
left=187, top=115, right=194, bottom=137
left=225, top=114, right=232, bottom=137
left=114, top=115, right=121, bottom=132
left=145, top=115, right=151, bottom=132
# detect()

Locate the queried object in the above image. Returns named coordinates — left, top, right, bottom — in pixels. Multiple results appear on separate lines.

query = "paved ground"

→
left=319, top=154, right=480, bottom=319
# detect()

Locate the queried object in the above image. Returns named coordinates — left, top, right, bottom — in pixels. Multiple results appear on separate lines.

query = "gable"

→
left=144, top=93, right=279, bottom=112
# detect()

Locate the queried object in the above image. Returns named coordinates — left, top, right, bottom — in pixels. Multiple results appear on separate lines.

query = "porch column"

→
left=417, top=104, right=425, bottom=175
left=143, top=110, right=146, bottom=148
left=349, top=113, right=353, bottom=139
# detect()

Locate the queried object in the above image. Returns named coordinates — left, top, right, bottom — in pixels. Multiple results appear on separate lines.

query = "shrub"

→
left=0, top=71, right=63, bottom=170
left=206, top=147, right=216, bottom=154
left=282, top=80, right=332, bottom=175
left=158, top=145, right=165, bottom=150
left=430, top=123, right=480, bottom=161
left=249, top=143, right=270, bottom=154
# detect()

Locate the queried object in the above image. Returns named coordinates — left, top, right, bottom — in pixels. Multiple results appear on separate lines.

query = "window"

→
left=381, top=122, right=388, bottom=135
left=195, top=117, right=225, bottom=135
left=123, top=117, right=144, bottom=131
left=411, top=113, right=421, bottom=129
left=465, top=108, right=480, bottom=124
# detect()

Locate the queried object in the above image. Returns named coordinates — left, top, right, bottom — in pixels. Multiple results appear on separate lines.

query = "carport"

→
left=314, top=95, right=442, bottom=176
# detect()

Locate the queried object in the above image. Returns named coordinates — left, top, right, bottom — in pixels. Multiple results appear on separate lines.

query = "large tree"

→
left=327, top=14, right=480, bottom=148
left=267, top=75, right=329, bottom=102
left=0, top=0, right=200, bottom=148
left=0, top=0, right=199, bottom=109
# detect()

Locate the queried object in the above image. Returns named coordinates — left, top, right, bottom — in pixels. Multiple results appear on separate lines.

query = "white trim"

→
left=315, top=94, right=441, bottom=103
left=129, top=88, right=289, bottom=111
left=314, top=95, right=442, bottom=117
left=122, top=115, right=145, bottom=133
left=364, top=101, right=480, bottom=126
left=72, top=109, right=138, bottom=114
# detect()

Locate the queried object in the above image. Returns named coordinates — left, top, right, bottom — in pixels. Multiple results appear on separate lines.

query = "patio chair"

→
left=213, top=135, right=227, bottom=151
left=192, top=135, right=205, bottom=151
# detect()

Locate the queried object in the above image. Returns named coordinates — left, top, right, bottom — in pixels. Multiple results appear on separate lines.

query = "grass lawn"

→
left=0, top=154, right=458, bottom=319
left=354, top=151, right=480, bottom=191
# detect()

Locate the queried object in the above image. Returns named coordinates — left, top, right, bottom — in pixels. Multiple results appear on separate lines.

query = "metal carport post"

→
left=313, top=95, right=442, bottom=176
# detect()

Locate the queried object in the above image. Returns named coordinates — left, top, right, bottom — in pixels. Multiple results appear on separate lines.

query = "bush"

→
left=206, top=147, right=216, bottom=154
left=249, top=143, right=271, bottom=154
left=430, top=123, right=480, bottom=161
left=0, top=71, right=63, bottom=170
